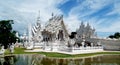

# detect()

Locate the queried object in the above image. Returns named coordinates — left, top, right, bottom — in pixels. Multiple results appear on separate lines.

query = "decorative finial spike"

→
left=52, top=13, right=54, bottom=17
left=38, top=10, right=40, bottom=18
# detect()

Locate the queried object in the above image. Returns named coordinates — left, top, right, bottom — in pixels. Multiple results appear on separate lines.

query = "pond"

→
left=0, top=54, right=120, bottom=65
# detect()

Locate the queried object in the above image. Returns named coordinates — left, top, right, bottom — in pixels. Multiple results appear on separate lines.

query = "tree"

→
left=108, top=32, right=120, bottom=39
left=0, top=20, right=18, bottom=49
left=114, top=32, right=120, bottom=39
left=108, top=35, right=114, bottom=39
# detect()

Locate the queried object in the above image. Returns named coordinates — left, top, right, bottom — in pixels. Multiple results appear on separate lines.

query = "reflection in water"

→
left=0, top=54, right=120, bottom=65
left=0, top=55, right=17, bottom=65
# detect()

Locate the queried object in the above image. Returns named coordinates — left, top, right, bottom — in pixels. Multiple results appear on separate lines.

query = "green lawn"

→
left=4, top=47, right=120, bottom=58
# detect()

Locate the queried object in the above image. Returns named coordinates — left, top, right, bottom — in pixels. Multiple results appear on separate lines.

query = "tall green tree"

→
left=0, top=20, right=18, bottom=49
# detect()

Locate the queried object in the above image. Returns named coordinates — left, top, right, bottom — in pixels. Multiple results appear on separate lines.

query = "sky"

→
left=0, top=0, right=120, bottom=37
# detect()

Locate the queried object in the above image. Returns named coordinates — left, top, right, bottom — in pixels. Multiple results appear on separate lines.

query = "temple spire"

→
left=28, top=23, right=32, bottom=43
left=80, top=21, right=85, bottom=29
left=51, top=12, right=54, bottom=20
left=36, top=10, right=41, bottom=30
left=52, top=12, right=54, bottom=17
left=37, top=10, right=40, bottom=22
left=87, top=22, right=90, bottom=26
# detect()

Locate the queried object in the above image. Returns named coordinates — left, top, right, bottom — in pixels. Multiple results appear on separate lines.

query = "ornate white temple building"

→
left=30, top=14, right=97, bottom=44
left=14, top=11, right=118, bottom=52
left=26, top=13, right=70, bottom=50
left=25, top=12, right=103, bottom=52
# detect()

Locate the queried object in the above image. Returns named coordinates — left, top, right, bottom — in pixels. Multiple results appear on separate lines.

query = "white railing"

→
left=59, top=46, right=103, bottom=52
left=73, top=46, right=103, bottom=50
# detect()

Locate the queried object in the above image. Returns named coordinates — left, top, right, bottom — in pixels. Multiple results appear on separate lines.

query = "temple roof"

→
left=45, top=15, right=69, bottom=37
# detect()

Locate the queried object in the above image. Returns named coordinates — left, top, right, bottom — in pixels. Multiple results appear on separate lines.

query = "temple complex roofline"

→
left=76, top=22, right=97, bottom=39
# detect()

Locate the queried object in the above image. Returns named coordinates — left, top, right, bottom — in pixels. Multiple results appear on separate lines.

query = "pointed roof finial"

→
left=86, top=21, right=90, bottom=27
left=87, top=22, right=89, bottom=25
left=36, top=10, right=41, bottom=28
left=37, top=10, right=41, bottom=22
left=38, top=10, right=40, bottom=19
left=52, top=12, right=54, bottom=17
left=81, top=21, right=84, bottom=26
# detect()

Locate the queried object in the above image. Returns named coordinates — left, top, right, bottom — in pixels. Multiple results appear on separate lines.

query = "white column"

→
left=28, top=24, right=32, bottom=43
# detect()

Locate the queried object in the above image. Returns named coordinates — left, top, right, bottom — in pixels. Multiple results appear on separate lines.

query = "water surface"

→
left=0, top=54, right=120, bottom=65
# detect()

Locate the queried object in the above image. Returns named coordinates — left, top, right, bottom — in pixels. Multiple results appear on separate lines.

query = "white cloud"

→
left=1, top=0, right=120, bottom=37
left=107, top=1, right=120, bottom=15
left=68, top=0, right=120, bottom=33
left=69, top=0, right=113, bottom=17
left=0, top=0, right=69, bottom=34
left=64, top=15, right=80, bottom=33
left=14, top=0, right=68, bottom=22
left=97, top=19, right=120, bottom=32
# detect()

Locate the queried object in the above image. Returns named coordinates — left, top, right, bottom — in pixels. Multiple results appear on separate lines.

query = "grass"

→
left=5, top=48, right=25, bottom=54
left=14, top=48, right=26, bottom=54
left=4, top=47, right=120, bottom=58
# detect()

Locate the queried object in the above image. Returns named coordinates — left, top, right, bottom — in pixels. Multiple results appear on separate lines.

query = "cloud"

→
left=67, top=0, right=120, bottom=33
left=98, top=19, right=120, bottom=32
left=65, top=0, right=110, bottom=33
left=1, top=0, right=120, bottom=37
left=69, top=0, right=113, bottom=17
left=0, top=0, right=69, bottom=34
left=106, top=1, right=120, bottom=15
left=64, top=15, right=80, bottom=33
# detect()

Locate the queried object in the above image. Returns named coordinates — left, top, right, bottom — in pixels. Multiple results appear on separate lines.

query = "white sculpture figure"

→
left=0, top=46, right=5, bottom=55
left=26, top=42, right=34, bottom=50
left=10, top=43, right=14, bottom=53
left=97, top=41, right=101, bottom=46
left=91, top=43, right=94, bottom=47
left=69, top=39, right=75, bottom=46
left=81, top=39, right=85, bottom=47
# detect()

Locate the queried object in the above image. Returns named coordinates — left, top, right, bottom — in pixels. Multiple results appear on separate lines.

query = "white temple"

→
left=25, top=12, right=103, bottom=53
left=26, top=12, right=70, bottom=50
